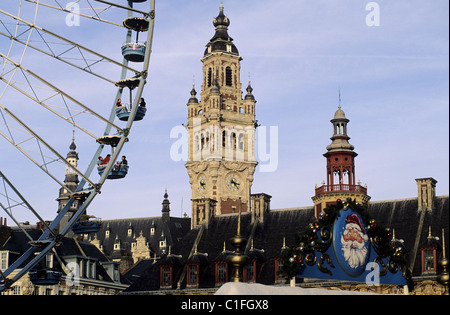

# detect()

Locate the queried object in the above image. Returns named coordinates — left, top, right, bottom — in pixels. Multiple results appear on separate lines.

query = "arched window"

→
left=208, top=68, right=212, bottom=87
left=225, top=67, right=232, bottom=86
left=238, top=134, right=244, bottom=150
left=222, top=131, right=226, bottom=147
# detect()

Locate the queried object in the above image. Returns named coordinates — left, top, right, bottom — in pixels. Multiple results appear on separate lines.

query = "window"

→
left=89, top=261, right=95, bottom=279
left=245, top=261, right=255, bottom=282
left=275, top=258, right=284, bottom=281
left=161, top=266, right=171, bottom=286
left=225, top=67, right=232, bottom=86
left=1, top=252, right=8, bottom=270
left=216, top=263, right=227, bottom=283
left=208, top=68, right=212, bottom=87
left=12, top=286, right=21, bottom=295
left=188, top=264, right=198, bottom=285
left=422, top=249, right=436, bottom=273
left=238, top=134, right=244, bottom=150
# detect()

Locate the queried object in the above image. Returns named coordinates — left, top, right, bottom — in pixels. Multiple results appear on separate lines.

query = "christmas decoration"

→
left=280, top=198, right=413, bottom=291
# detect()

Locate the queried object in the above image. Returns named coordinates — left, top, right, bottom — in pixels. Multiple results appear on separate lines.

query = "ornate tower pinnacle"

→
left=312, top=95, right=370, bottom=218
left=227, top=200, right=248, bottom=282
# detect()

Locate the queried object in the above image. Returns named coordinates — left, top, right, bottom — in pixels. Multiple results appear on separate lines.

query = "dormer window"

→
left=128, top=228, right=133, bottom=237
left=1, top=251, right=9, bottom=270
left=187, top=264, right=199, bottom=286
left=244, top=261, right=255, bottom=282
left=215, top=262, right=227, bottom=284
left=421, top=249, right=437, bottom=274
left=150, top=227, right=155, bottom=235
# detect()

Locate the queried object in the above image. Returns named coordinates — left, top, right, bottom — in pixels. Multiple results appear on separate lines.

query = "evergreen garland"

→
left=280, top=198, right=413, bottom=290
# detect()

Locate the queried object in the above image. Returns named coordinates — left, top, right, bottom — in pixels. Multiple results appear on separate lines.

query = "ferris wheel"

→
left=0, top=0, right=155, bottom=291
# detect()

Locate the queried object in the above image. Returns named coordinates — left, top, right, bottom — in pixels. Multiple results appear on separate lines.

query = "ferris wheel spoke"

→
left=95, top=0, right=153, bottom=17
left=0, top=171, right=57, bottom=240
left=25, top=0, right=123, bottom=28
left=0, top=76, right=100, bottom=139
left=0, top=9, right=141, bottom=75
left=0, top=106, right=97, bottom=190
left=0, top=52, right=124, bottom=134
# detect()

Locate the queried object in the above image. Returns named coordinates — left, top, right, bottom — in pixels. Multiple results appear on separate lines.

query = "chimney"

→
left=415, top=178, right=437, bottom=211
left=251, top=193, right=272, bottom=223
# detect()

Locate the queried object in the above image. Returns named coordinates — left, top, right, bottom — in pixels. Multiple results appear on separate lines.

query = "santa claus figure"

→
left=340, top=214, right=369, bottom=269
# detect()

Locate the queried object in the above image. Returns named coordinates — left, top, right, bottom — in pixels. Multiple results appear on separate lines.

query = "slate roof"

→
left=0, top=225, right=123, bottom=286
left=91, top=215, right=191, bottom=259
left=367, top=196, right=449, bottom=276
left=122, top=195, right=449, bottom=292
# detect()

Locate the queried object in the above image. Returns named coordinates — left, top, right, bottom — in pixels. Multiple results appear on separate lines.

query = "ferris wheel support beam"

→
left=0, top=76, right=99, bottom=140
left=2, top=186, right=97, bottom=289
left=0, top=52, right=124, bottom=133
left=0, top=194, right=77, bottom=290
left=0, top=129, right=76, bottom=195
left=0, top=32, right=117, bottom=85
left=0, top=171, right=58, bottom=240
left=94, top=0, right=152, bottom=17
left=0, top=106, right=97, bottom=189
left=124, top=0, right=155, bottom=129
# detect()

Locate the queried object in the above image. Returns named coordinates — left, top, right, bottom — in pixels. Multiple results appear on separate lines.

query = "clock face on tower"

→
left=197, top=174, right=207, bottom=193
left=226, top=172, right=241, bottom=192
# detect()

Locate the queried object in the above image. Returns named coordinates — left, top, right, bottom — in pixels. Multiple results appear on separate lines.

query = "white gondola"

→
left=121, top=42, right=146, bottom=62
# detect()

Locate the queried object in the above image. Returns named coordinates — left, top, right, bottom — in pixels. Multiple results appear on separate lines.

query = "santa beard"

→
left=341, top=236, right=368, bottom=269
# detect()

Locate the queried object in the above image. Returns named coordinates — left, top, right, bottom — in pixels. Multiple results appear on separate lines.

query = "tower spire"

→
left=312, top=102, right=370, bottom=218
left=338, top=87, right=342, bottom=109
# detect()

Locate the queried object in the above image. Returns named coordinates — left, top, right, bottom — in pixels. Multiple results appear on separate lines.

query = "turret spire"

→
left=204, top=3, right=238, bottom=56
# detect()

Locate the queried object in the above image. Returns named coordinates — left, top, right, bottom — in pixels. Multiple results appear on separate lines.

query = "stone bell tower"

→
left=56, top=135, right=81, bottom=233
left=185, top=4, right=258, bottom=228
left=312, top=95, right=370, bottom=218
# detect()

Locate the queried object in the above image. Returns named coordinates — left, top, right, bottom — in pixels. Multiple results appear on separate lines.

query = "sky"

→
left=0, top=0, right=448, bottom=224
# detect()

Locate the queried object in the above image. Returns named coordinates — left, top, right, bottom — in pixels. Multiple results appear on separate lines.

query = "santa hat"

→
left=345, top=214, right=366, bottom=234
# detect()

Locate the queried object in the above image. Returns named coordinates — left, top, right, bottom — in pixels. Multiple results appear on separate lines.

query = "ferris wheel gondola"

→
left=0, top=0, right=156, bottom=292
left=122, top=16, right=150, bottom=62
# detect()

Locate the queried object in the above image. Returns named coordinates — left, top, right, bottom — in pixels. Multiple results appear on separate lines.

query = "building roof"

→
left=122, top=195, right=448, bottom=292
left=204, top=5, right=239, bottom=57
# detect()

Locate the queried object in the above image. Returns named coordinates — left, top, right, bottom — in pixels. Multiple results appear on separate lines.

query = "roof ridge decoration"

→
left=281, top=198, right=414, bottom=290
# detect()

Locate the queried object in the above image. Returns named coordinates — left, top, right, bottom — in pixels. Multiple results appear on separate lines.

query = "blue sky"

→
left=0, top=0, right=448, bottom=223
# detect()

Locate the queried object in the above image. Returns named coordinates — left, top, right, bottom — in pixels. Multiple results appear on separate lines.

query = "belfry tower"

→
left=312, top=97, right=370, bottom=218
left=56, top=135, right=81, bottom=233
left=185, top=5, right=258, bottom=228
